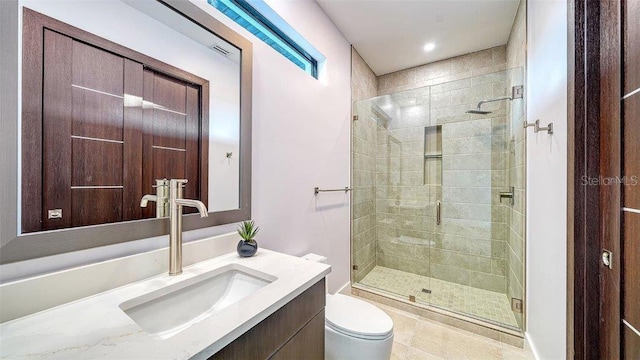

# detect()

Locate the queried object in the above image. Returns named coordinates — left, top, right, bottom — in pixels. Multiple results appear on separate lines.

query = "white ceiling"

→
left=316, top=0, right=521, bottom=75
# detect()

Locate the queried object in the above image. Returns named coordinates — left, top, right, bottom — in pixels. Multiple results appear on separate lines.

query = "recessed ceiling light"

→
left=423, top=43, right=436, bottom=52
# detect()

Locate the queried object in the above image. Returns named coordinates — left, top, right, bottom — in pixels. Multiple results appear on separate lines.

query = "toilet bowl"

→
left=302, top=254, right=394, bottom=360
left=325, top=294, right=394, bottom=360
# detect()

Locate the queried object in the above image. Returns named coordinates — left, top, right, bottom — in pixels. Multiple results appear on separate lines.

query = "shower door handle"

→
left=436, top=201, right=441, bottom=225
left=499, top=187, right=515, bottom=206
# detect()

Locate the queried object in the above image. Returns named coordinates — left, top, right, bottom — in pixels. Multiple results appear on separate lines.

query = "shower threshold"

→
left=356, top=266, right=522, bottom=334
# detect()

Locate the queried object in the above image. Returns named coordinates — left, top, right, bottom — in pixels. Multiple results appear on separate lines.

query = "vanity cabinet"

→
left=209, top=278, right=325, bottom=360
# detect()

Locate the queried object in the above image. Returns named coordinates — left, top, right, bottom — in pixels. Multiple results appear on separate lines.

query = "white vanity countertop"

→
left=0, top=249, right=331, bottom=359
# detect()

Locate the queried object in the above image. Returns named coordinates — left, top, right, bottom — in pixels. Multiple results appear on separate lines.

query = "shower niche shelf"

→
left=423, top=125, right=442, bottom=186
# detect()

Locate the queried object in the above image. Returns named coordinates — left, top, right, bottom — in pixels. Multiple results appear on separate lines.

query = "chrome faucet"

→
left=141, top=179, right=208, bottom=275
left=140, top=179, right=170, bottom=218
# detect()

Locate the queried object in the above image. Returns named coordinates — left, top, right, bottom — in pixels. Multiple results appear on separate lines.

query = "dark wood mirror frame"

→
left=0, top=0, right=253, bottom=264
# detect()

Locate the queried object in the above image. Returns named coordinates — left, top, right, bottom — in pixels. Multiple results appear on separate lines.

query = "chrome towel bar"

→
left=314, top=187, right=352, bottom=196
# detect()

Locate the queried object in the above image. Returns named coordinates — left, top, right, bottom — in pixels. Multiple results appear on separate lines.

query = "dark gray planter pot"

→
left=237, top=240, right=258, bottom=257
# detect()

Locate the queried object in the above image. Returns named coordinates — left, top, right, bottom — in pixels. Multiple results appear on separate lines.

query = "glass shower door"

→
left=350, top=67, right=525, bottom=332
left=414, top=69, right=524, bottom=330
left=351, top=87, right=434, bottom=302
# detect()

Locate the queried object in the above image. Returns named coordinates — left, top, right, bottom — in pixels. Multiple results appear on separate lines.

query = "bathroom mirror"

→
left=0, top=0, right=252, bottom=263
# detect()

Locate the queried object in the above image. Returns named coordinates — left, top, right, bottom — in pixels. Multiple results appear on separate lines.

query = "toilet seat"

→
left=325, top=294, right=393, bottom=340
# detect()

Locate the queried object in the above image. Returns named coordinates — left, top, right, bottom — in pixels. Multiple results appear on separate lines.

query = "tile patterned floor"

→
left=359, top=266, right=519, bottom=329
left=354, top=296, right=536, bottom=360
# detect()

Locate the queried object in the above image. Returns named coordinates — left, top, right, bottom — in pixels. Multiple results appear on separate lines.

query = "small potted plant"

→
left=237, top=220, right=259, bottom=257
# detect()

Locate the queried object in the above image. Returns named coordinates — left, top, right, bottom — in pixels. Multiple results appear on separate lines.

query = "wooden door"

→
left=600, top=0, right=640, bottom=357
left=40, top=30, right=142, bottom=230
left=571, top=0, right=639, bottom=358
left=621, top=0, right=640, bottom=356
left=26, top=25, right=205, bottom=231
left=599, top=0, right=639, bottom=358
left=141, top=70, right=202, bottom=217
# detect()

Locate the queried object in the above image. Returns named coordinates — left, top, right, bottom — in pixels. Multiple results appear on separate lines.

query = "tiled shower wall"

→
left=352, top=33, right=526, bottom=328
left=433, top=73, right=510, bottom=294
left=351, top=48, right=378, bottom=282
left=373, top=47, right=511, bottom=293
left=374, top=87, right=436, bottom=276
left=378, top=46, right=508, bottom=96
left=506, top=0, right=527, bottom=328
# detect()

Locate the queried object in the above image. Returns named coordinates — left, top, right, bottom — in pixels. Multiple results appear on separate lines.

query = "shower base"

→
left=358, top=266, right=519, bottom=329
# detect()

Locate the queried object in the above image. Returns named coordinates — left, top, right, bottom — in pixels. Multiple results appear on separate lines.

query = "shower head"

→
left=465, top=85, right=524, bottom=115
left=466, top=96, right=513, bottom=115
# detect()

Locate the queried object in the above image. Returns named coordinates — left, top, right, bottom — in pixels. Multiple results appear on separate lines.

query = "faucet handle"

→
left=169, top=179, right=189, bottom=200
left=170, top=179, right=188, bottom=188
left=151, top=178, right=170, bottom=188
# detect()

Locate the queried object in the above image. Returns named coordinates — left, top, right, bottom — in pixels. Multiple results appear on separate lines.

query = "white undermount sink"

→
left=119, top=264, right=276, bottom=339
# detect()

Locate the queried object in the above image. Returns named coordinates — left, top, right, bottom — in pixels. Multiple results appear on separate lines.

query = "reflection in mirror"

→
left=126, top=0, right=241, bottom=213
left=20, top=0, right=241, bottom=234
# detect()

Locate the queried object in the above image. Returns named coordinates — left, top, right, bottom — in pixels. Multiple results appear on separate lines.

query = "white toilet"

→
left=303, top=254, right=394, bottom=360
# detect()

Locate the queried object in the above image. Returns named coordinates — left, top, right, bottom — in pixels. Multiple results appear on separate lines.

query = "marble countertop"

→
left=0, top=249, right=331, bottom=359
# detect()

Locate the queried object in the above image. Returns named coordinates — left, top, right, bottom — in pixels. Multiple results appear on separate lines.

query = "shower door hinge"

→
left=352, top=115, right=358, bottom=121
left=352, top=264, right=359, bottom=270
left=511, top=298, right=523, bottom=313
left=511, top=85, right=524, bottom=99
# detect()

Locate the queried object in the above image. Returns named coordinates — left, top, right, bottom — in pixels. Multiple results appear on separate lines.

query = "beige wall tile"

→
left=469, top=271, right=506, bottom=292
left=352, top=47, right=378, bottom=101
left=451, top=48, right=494, bottom=73
left=377, top=46, right=506, bottom=95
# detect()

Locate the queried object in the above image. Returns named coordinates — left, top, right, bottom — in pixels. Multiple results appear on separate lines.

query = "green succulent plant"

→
left=237, top=220, right=259, bottom=242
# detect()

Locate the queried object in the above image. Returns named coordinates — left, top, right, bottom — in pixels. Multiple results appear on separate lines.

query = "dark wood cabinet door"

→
left=270, top=310, right=325, bottom=360
left=209, top=279, right=325, bottom=360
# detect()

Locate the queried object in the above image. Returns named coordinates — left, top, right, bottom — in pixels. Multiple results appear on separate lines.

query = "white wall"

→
left=238, top=0, right=352, bottom=293
left=525, top=0, right=568, bottom=358
left=2, top=0, right=352, bottom=293
left=171, top=0, right=352, bottom=293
